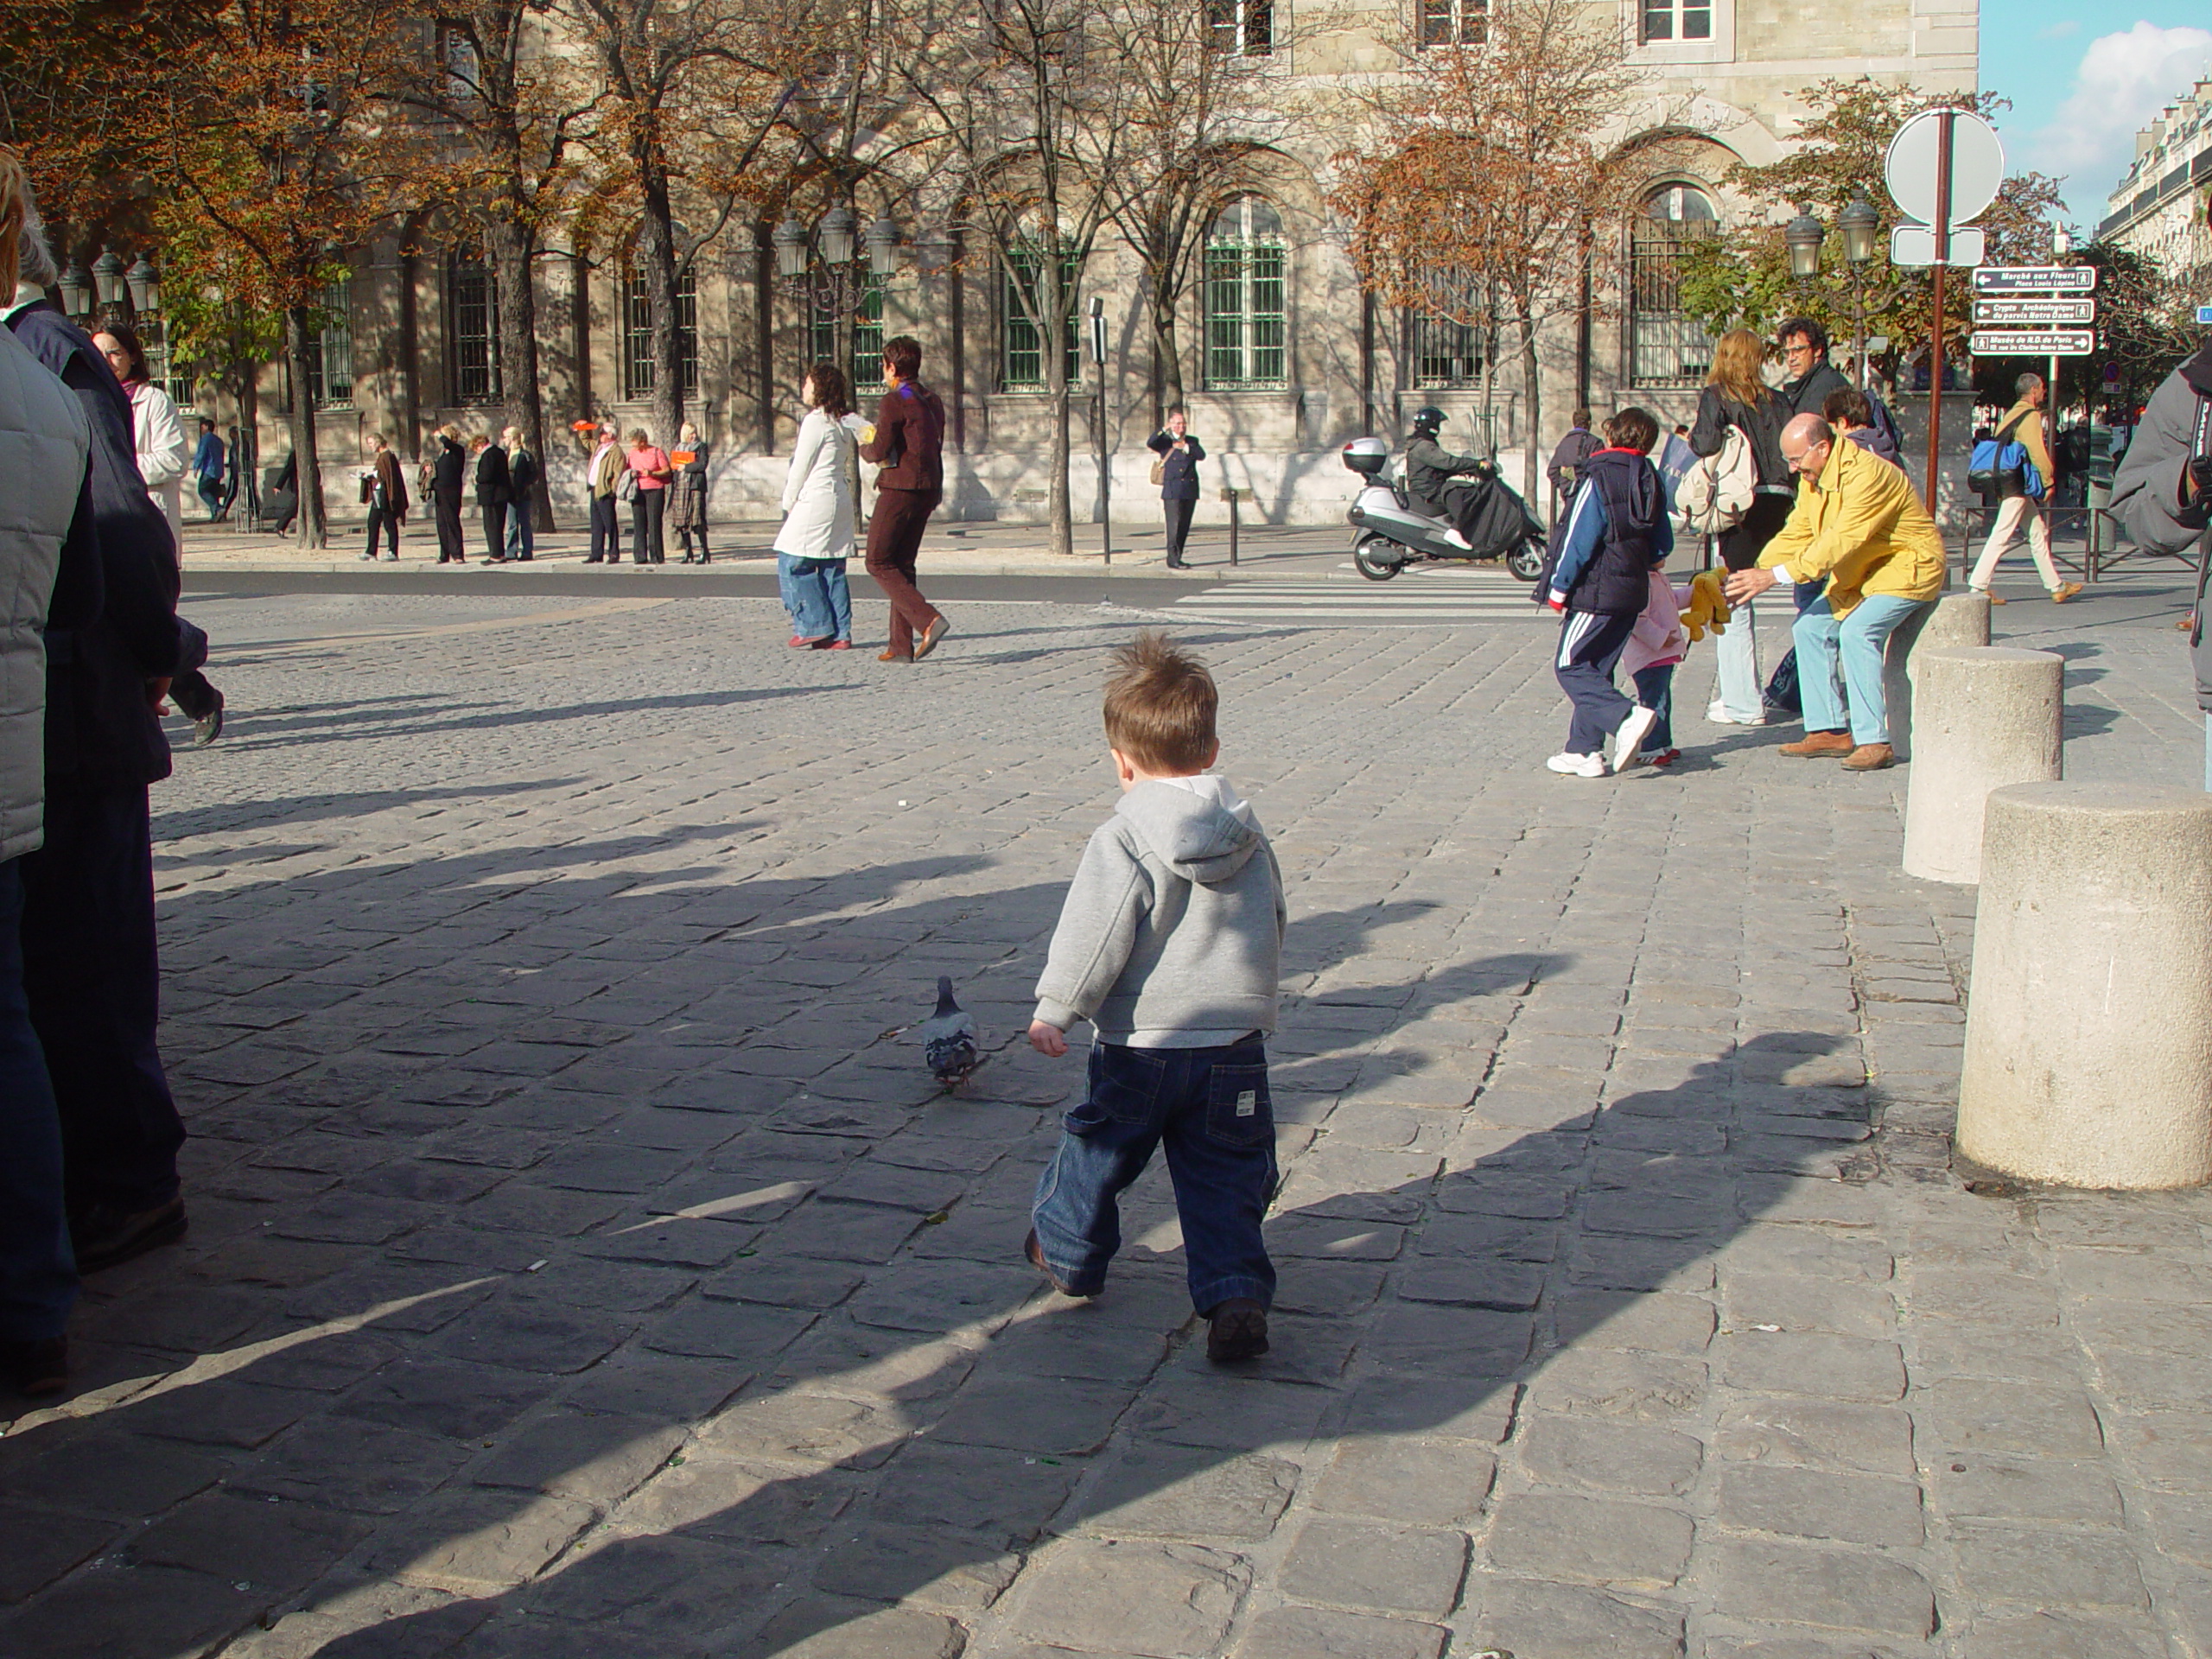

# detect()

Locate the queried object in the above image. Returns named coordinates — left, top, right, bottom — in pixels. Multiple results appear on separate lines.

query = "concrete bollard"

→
left=1958, top=783, right=2212, bottom=1189
left=1901, top=646, right=2063, bottom=884
left=1883, top=590, right=1991, bottom=762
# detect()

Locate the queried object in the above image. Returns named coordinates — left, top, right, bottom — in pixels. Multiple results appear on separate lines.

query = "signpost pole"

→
left=1924, top=110, right=1954, bottom=523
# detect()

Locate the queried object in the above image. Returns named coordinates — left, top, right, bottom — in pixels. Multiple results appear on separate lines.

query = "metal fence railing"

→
left=1949, top=504, right=2194, bottom=583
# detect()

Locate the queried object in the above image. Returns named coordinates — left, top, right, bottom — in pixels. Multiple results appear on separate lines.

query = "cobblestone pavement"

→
left=3, top=566, right=2209, bottom=1659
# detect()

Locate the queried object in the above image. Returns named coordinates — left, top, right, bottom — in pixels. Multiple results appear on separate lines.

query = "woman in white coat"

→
left=774, top=362, right=865, bottom=649
left=92, top=323, right=188, bottom=543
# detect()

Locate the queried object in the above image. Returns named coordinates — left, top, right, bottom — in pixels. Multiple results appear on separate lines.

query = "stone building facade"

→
left=2100, top=71, right=2212, bottom=296
left=245, top=0, right=1976, bottom=526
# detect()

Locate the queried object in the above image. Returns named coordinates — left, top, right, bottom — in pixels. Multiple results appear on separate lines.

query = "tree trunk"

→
left=1151, top=273, right=1183, bottom=424
left=1040, top=249, right=1074, bottom=557
left=486, top=214, right=554, bottom=531
left=638, top=168, right=683, bottom=448
left=284, top=304, right=327, bottom=550
left=1518, top=314, right=1542, bottom=508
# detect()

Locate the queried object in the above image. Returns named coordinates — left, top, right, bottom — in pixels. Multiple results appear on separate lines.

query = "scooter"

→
left=1342, top=436, right=1547, bottom=583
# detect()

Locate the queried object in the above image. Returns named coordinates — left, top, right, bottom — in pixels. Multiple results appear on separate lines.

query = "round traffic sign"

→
left=1885, top=109, right=2005, bottom=227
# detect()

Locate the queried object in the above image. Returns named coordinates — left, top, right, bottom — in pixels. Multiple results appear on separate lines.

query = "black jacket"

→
left=6, top=299, right=178, bottom=791
left=1690, top=385, right=1792, bottom=488
left=1146, top=429, right=1206, bottom=500
left=474, top=444, right=511, bottom=505
left=1547, top=428, right=1599, bottom=500
left=434, top=435, right=467, bottom=495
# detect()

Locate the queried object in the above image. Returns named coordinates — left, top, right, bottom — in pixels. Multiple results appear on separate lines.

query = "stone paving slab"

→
left=1, top=570, right=2209, bottom=1658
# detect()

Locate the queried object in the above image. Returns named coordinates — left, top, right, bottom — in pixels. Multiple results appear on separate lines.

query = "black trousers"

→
left=20, top=786, right=184, bottom=1213
left=434, top=487, right=465, bottom=562
left=480, top=500, right=508, bottom=562
left=1554, top=608, right=1641, bottom=755
left=588, top=496, right=620, bottom=562
left=365, top=506, right=400, bottom=558
left=630, top=491, right=665, bottom=563
left=1717, top=491, right=1792, bottom=571
left=1164, top=496, right=1196, bottom=562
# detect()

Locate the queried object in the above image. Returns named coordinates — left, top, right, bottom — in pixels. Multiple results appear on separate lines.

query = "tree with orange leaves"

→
left=1332, top=0, right=1647, bottom=503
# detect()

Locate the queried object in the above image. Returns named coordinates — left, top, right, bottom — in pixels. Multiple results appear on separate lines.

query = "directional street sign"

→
left=1972, top=266, right=2097, bottom=294
left=1974, top=297, right=2096, bottom=325
left=1968, top=328, right=2096, bottom=356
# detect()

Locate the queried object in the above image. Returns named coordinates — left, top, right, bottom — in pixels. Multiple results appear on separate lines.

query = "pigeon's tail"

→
left=933, top=976, right=959, bottom=1018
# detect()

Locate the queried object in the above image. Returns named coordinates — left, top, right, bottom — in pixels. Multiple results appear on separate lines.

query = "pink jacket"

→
left=1621, top=570, right=1689, bottom=677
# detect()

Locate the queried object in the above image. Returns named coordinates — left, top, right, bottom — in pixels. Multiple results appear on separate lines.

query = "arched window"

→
left=1205, top=197, right=1286, bottom=390
left=1628, top=182, right=1717, bottom=389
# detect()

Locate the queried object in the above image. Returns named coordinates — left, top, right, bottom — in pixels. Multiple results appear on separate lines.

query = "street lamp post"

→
left=1839, top=194, right=1879, bottom=390
left=774, top=207, right=916, bottom=378
left=1784, top=205, right=1824, bottom=280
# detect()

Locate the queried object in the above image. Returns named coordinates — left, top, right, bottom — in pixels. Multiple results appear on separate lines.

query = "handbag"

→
left=1149, top=455, right=1166, bottom=487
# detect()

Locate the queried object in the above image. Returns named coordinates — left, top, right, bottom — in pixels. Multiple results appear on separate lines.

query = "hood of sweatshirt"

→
left=1114, top=775, right=1262, bottom=886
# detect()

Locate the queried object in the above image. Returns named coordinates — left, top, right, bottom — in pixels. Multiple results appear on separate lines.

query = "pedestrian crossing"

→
left=1169, top=563, right=1552, bottom=628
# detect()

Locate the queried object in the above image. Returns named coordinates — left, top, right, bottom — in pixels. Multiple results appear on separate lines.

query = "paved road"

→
left=2, top=571, right=2209, bottom=1659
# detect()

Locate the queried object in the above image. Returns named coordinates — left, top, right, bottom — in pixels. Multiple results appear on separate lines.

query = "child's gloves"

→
left=1547, top=590, right=1567, bottom=613
left=1683, top=568, right=1732, bottom=643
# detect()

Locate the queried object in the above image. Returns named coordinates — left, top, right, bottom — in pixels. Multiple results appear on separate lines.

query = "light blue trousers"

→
left=1792, top=593, right=1932, bottom=747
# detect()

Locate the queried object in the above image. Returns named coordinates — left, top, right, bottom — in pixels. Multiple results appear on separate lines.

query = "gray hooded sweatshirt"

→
left=1034, top=774, right=1286, bottom=1048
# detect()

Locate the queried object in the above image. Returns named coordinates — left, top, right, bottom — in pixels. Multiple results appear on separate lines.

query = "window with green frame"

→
left=303, top=276, right=353, bottom=407
left=1001, top=251, right=1080, bottom=391
left=1205, top=198, right=1286, bottom=389
left=810, top=271, right=885, bottom=396
left=622, top=268, right=698, bottom=401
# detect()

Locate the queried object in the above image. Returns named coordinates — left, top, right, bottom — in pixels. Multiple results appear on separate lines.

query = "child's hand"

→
left=1028, top=1020, right=1068, bottom=1057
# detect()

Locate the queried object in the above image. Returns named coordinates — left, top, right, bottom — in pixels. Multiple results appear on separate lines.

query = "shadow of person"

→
left=283, top=1027, right=1858, bottom=1659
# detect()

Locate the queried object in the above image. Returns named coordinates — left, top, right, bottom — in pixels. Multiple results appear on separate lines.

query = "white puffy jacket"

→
left=0, top=324, right=91, bottom=861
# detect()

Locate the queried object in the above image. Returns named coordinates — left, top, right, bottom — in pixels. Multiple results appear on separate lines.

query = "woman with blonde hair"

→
left=1688, top=327, right=1792, bottom=725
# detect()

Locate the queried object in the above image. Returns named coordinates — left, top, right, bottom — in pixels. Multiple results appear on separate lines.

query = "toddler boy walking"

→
left=1024, top=632, right=1287, bottom=1362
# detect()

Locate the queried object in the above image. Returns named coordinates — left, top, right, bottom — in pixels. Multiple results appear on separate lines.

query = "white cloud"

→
left=2028, top=22, right=2212, bottom=209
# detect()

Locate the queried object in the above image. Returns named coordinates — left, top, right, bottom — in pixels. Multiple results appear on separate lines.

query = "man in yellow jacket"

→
left=1725, top=413, right=1946, bottom=771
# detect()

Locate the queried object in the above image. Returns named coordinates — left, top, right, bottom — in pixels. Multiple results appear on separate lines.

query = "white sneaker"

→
left=1611, top=705, right=1658, bottom=772
left=1547, top=751, right=1606, bottom=778
left=1706, top=701, right=1764, bottom=727
left=1441, top=527, right=1475, bottom=551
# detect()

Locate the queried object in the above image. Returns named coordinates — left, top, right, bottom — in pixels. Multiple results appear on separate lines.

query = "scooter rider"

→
left=1403, top=406, right=1488, bottom=551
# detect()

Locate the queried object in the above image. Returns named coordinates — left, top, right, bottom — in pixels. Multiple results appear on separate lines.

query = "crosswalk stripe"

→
left=1171, top=566, right=1552, bottom=627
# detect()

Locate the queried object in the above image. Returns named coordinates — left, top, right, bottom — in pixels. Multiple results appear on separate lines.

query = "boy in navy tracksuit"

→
left=1541, top=407, right=1673, bottom=778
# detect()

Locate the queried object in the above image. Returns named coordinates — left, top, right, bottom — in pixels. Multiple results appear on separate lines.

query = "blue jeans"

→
left=505, top=505, right=535, bottom=561
left=779, top=556, right=852, bottom=642
left=1032, top=1036, right=1278, bottom=1313
left=1793, top=593, right=1932, bottom=746
left=0, top=858, right=77, bottom=1342
left=1631, top=664, right=1675, bottom=751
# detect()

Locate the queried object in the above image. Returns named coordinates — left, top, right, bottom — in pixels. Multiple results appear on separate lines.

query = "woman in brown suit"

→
left=857, top=336, right=950, bottom=662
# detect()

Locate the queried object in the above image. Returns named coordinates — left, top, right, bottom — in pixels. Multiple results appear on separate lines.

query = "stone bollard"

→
left=1901, top=646, right=2063, bottom=883
left=1883, top=590, right=1991, bottom=762
left=1958, top=783, right=2212, bottom=1188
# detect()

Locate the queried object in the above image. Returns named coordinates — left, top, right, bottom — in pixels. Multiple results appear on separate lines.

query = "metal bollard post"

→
left=1221, top=486, right=1240, bottom=567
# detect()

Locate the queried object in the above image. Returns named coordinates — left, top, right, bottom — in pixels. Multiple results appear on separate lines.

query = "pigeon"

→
left=918, top=976, right=980, bottom=1087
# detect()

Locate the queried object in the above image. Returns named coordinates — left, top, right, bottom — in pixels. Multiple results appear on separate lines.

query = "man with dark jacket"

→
left=1547, top=410, right=1601, bottom=513
left=431, top=426, right=467, bottom=563
left=473, top=434, right=511, bottom=563
left=8, top=201, right=192, bottom=1276
left=859, top=336, right=951, bottom=662
left=1777, top=317, right=1852, bottom=418
left=1541, top=407, right=1670, bottom=777
left=2110, top=341, right=2212, bottom=785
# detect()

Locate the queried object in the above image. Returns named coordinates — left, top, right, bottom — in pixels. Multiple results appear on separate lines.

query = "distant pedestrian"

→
left=773, top=363, right=861, bottom=649
left=1541, top=406, right=1671, bottom=778
left=92, top=322, right=189, bottom=543
left=191, top=416, right=225, bottom=521
left=359, top=433, right=407, bottom=562
left=431, top=424, right=467, bottom=563
left=1147, top=406, right=1205, bottom=569
left=1725, top=414, right=1945, bottom=772
left=1969, top=372, right=2082, bottom=606
left=859, top=336, right=950, bottom=662
left=471, top=433, right=511, bottom=563
left=585, top=420, right=622, bottom=564
left=1689, top=328, right=1793, bottom=727
left=1024, top=632, right=1286, bottom=1363
left=671, top=421, right=711, bottom=563
left=625, top=429, right=671, bottom=564
left=502, top=427, right=537, bottom=562
left=1547, top=409, right=1600, bottom=516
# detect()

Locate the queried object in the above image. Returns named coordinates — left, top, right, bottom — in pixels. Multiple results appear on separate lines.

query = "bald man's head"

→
left=1780, top=413, right=1834, bottom=482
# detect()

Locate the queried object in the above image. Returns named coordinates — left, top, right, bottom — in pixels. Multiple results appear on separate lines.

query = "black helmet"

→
left=1410, top=405, right=1446, bottom=433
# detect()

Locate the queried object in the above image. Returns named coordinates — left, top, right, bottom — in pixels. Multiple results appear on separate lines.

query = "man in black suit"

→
left=6, top=194, right=191, bottom=1275
left=473, top=433, right=511, bottom=563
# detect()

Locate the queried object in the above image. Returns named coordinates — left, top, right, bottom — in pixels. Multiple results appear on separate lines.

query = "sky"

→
left=1980, top=0, right=2212, bottom=226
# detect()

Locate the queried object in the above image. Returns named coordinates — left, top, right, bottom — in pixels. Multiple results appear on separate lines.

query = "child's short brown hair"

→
left=1604, top=406, right=1659, bottom=454
left=1103, top=631, right=1217, bottom=773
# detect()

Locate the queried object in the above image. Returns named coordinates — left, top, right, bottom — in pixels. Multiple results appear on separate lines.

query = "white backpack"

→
left=1675, top=423, right=1756, bottom=536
